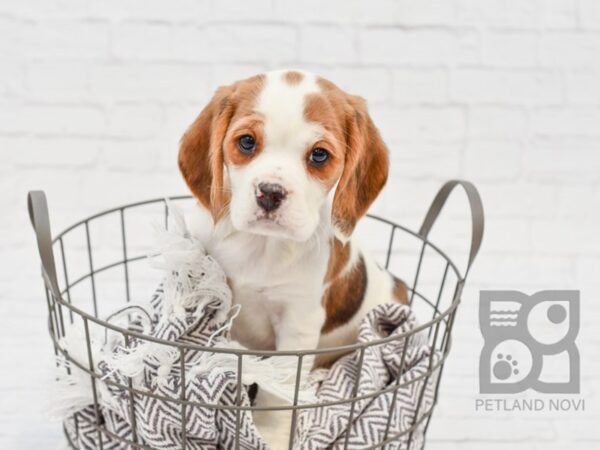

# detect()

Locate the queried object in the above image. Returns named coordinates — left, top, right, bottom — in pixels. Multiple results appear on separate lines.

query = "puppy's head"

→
left=179, top=70, right=388, bottom=242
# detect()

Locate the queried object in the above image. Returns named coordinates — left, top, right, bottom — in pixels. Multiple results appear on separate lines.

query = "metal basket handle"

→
left=28, top=190, right=60, bottom=298
left=418, top=180, right=484, bottom=278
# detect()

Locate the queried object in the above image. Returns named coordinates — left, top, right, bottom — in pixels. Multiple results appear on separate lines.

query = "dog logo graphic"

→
left=479, top=290, right=580, bottom=394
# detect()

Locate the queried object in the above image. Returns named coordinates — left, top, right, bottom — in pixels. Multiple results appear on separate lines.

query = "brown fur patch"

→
left=178, top=74, right=265, bottom=219
left=324, top=238, right=352, bottom=283
left=303, top=93, right=343, bottom=136
left=178, top=85, right=233, bottom=219
left=283, top=70, right=304, bottom=85
left=306, top=77, right=389, bottom=237
left=321, top=251, right=367, bottom=334
left=302, top=93, right=345, bottom=189
left=223, top=115, right=265, bottom=167
left=392, top=275, right=409, bottom=304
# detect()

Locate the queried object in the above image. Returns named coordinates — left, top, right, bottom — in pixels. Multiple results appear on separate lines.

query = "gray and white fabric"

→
left=65, top=283, right=269, bottom=450
left=64, top=298, right=439, bottom=450
left=294, top=304, right=440, bottom=450
left=60, top=206, right=439, bottom=449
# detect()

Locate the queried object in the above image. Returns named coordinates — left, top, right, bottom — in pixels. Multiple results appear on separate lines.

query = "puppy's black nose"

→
left=256, top=182, right=287, bottom=212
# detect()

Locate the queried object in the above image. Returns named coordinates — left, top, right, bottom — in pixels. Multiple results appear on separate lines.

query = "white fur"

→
left=187, top=70, right=400, bottom=449
left=228, top=70, right=326, bottom=243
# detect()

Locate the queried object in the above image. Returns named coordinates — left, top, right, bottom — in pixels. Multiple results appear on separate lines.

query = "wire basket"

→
left=28, top=180, right=483, bottom=450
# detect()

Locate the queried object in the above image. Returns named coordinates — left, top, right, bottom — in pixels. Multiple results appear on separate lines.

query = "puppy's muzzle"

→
left=256, top=182, right=287, bottom=212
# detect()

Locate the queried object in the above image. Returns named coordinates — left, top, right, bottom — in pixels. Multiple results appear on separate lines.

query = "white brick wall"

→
left=1, top=1, right=599, bottom=448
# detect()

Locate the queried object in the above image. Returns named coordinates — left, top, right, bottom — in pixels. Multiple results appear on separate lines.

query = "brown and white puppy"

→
left=179, top=70, right=407, bottom=448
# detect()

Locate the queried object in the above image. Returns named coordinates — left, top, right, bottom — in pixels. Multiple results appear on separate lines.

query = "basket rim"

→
left=46, top=195, right=465, bottom=357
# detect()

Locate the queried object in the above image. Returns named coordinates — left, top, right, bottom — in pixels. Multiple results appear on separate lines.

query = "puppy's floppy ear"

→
left=178, top=85, right=235, bottom=221
left=332, top=95, right=389, bottom=239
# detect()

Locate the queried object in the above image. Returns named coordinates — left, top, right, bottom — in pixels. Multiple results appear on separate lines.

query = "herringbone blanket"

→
left=64, top=281, right=271, bottom=450
left=294, top=304, right=440, bottom=450
left=57, top=206, right=439, bottom=450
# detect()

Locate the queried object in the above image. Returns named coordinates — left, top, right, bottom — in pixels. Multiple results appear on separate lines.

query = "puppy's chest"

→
left=213, top=233, right=329, bottom=307
left=208, top=233, right=328, bottom=350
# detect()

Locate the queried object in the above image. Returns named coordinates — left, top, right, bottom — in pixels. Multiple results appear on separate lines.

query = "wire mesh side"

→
left=39, top=196, right=469, bottom=450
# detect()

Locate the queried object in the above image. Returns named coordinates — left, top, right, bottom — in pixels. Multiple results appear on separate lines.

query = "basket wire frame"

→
left=28, top=180, right=484, bottom=450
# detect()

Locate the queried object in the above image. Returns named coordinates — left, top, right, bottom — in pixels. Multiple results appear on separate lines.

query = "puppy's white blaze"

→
left=229, top=70, right=328, bottom=242
left=256, top=70, right=322, bottom=151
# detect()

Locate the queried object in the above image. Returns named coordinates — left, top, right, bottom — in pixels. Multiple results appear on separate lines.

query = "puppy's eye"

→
left=238, top=135, right=256, bottom=154
left=308, top=148, right=329, bottom=166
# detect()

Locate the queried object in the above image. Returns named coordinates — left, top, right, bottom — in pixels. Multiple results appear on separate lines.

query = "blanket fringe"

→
left=48, top=326, right=121, bottom=420
left=49, top=201, right=315, bottom=422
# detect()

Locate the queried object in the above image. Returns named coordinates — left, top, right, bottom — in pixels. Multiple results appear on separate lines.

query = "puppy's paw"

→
left=253, top=388, right=293, bottom=449
left=254, top=411, right=292, bottom=449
